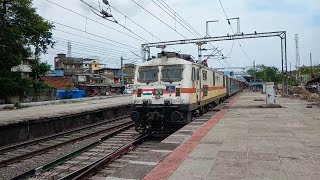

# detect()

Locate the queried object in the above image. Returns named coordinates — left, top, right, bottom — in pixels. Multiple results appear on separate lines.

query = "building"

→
left=11, top=54, right=35, bottom=78
left=54, top=54, right=99, bottom=76
left=83, top=60, right=106, bottom=73
left=122, top=63, right=136, bottom=84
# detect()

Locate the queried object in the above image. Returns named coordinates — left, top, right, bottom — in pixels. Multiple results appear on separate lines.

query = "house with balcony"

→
left=11, top=54, right=36, bottom=78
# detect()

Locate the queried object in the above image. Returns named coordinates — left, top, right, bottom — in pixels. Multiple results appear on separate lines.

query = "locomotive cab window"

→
left=202, top=70, right=207, bottom=80
left=161, top=65, right=183, bottom=82
left=138, top=66, right=159, bottom=83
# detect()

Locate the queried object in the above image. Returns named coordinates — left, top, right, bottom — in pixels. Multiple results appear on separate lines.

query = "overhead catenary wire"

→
left=151, top=0, right=199, bottom=38
left=108, top=3, right=162, bottom=42
left=54, top=38, right=136, bottom=55
left=79, top=0, right=150, bottom=43
left=54, top=29, right=139, bottom=51
left=153, top=0, right=228, bottom=67
left=156, top=0, right=202, bottom=37
left=49, top=48, right=139, bottom=65
left=44, top=0, right=148, bottom=42
left=55, top=42, right=137, bottom=59
left=130, top=0, right=188, bottom=39
left=49, top=20, right=139, bottom=50
left=218, top=0, right=253, bottom=64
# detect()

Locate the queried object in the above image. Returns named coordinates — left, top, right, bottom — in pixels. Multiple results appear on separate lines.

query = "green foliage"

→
left=247, top=65, right=283, bottom=84
left=14, top=101, right=23, bottom=108
left=299, top=65, right=320, bottom=75
left=0, top=0, right=54, bottom=100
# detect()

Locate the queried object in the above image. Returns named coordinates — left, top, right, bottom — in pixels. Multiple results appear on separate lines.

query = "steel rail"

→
left=0, top=117, right=132, bottom=167
left=12, top=123, right=135, bottom=180
left=58, top=135, right=148, bottom=180
left=0, top=115, right=129, bottom=153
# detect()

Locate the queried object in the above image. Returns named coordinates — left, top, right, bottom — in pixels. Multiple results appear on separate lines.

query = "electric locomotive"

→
left=131, top=52, right=244, bottom=136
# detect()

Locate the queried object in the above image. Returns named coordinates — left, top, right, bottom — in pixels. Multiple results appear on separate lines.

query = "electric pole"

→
left=310, top=53, right=313, bottom=78
left=67, top=41, right=72, bottom=57
left=294, top=34, right=300, bottom=81
left=120, top=56, right=124, bottom=85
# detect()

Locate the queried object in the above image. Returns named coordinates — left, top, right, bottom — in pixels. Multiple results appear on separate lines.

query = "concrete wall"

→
left=0, top=104, right=131, bottom=147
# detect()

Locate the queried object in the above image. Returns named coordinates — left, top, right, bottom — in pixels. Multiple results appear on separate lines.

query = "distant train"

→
left=130, top=52, right=246, bottom=136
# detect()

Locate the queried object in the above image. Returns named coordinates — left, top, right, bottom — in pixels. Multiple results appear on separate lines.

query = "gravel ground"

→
left=0, top=137, right=98, bottom=180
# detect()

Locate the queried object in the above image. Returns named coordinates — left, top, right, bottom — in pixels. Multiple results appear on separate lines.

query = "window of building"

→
left=203, top=85, right=208, bottom=96
left=202, top=70, right=207, bottom=80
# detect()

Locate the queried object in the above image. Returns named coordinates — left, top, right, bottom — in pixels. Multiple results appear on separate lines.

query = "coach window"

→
left=212, top=72, right=215, bottom=86
left=202, top=70, right=207, bottom=80
left=223, top=76, right=226, bottom=87
left=192, top=67, right=196, bottom=81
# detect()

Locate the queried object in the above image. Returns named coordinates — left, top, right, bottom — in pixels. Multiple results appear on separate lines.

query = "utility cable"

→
left=49, top=20, right=139, bottom=50
left=218, top=0, right=253, bottom=63
left=151, top=0, right=199, bottom=38
left=54, top=29, right=139, bottom=51
left=130, top=0, right=188, bottom=39
left=157, top=0, right=202, bottom=37
left=44, top=0, right=147, bottom=42
left=108, top=3, right=162, bottom=41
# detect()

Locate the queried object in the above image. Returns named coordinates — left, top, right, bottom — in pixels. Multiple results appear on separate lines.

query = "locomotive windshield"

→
left=161, top=65, right=183, bottom=82
left=138, top=67, right=158, bottom=83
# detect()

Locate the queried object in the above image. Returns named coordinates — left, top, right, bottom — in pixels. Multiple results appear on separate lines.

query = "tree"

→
left=247, top=65, right=283, bottom=84
left=0, top=0, right=54, bottom=100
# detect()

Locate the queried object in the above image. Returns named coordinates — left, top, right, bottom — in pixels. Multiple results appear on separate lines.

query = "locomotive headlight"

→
left=137, top=89, right=142, bottom=97
left=176, top=88, right=181, bottom=97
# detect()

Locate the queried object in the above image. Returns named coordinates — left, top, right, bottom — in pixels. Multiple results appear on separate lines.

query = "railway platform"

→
left=109, top=92, right=320, bottom=180
left=0, top=95, right=132, bottom=146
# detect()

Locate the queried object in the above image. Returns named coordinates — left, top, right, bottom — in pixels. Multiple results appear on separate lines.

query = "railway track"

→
left=31, top=128, right=144, bottom=180
left=0, top=116, right=134, bottom=179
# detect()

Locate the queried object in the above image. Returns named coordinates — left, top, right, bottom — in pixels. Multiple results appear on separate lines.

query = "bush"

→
left=14, top=101, right=23, bottom=108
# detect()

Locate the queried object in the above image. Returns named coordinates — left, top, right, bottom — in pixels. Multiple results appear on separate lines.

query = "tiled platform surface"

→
left=145, top=92, right=320, bottom=180
left=0, top=96, right=131, bottom=125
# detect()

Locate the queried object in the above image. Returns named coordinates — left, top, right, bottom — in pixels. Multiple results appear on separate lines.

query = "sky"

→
left=33, top=0, right=320, bottom=70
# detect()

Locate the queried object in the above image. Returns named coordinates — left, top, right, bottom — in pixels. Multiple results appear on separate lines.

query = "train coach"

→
left=131, top=52, right=246, bottom=136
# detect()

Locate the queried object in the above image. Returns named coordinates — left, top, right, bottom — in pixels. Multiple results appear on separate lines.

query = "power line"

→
left=79, top=0, right=150, bottom=43
left=55, top=38, right=135, bottom=55
left=151, top=0, right=199, bottom=38
left=157, top=0, right=202, bottom=37
left=44, top=0, right=148, bottom=42
left=54, top=29, right=139, bottom=51
left=130, top=0, right=188, bottom=39
left=49, top=20, right=139, bottom=50
left=55, top=43, right=128, bottom=58
left=153, top=0, right=229, bottom=67
left=218, top=0, right=253, bottom=64
left=108, top=3, right=162, bottom=41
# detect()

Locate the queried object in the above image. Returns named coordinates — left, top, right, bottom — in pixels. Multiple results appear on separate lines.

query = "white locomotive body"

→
left=131, top=52, right=244, bottom=135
